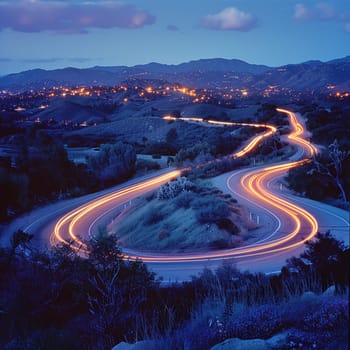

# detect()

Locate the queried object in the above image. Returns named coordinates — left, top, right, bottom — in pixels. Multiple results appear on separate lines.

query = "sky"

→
left=0, top=0, right=349, bottom=75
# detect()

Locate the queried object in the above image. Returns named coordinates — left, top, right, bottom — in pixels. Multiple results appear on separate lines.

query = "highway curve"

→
left=12, top=108, right=349, bottom=282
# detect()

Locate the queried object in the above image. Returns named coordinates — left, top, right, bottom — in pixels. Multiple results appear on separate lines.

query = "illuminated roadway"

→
left=11, top=108, right=349, bottom=282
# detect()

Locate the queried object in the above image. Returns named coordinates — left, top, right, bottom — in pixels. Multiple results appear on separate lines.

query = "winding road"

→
left=2, top=108, right=349, bottom=282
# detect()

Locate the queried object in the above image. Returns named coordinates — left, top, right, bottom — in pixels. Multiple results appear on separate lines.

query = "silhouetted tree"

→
left=87, top=143, right=136, bottom=186
left=166, top=127, right=178, bottom=145
left=313, top=139, right=349, bottom=203
left=287, top=231, right=348, bottom=291
left=8, top=229, right=33, bottom=264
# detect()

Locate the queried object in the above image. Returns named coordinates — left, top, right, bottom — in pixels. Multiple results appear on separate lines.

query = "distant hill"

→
left=252, top=61, right=350, bottom=91
left=0, top=58, right=270, bottom=91
left=327, top=56, right=350, bottom=64
left=81, top=58, right=270, bottom=75
left=133, top=58, right=270, bottom=74
left=0, top=57, right=349, bottom=92
left=34, top=96, right=109, bottom=124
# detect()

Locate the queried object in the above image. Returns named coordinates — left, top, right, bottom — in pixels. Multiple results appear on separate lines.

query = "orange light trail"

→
left=51, top=109, right=319, bottom=264
left=51, top=170, right=182, bottom=253
left=163, top=115, right=277, bottom=159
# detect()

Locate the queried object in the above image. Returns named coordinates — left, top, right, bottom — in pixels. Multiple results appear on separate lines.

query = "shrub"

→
left=189, top=157, right=247, bottom=179
left=284, top=330, right=321, bottom=350
left=143, top=207, right=164, bottom=225
left=302, top=297, right=349, bottom=333
left=282, top=295, right=320, bottom=329
left=157, top=177, right=195, bottom=200
left=284, top=327, right=349, bottom=350
left=180, top=301, right=227, bottom=350
left=183, top=318, right=224, bottom=350
left=209, top=239, right=231, bottom=250
left=216, top=218, right=239, bottom=233
left=280, top=296, right=349, bottom=349
left=136, top=158, right=161, bottom=171
left=175, top=142, right=211, bottom=163
left=143, top=142, right=177, bottom=156
left=158, top=228, right=171, bottom=241
left=86, top=142, right=136, bottom=185
left=226, top=303, right=283, bottom=339
left=193, top=196, right=230, bottom=224
left=173, top=191, right=195, bottom=209
left=3, top=328, right=81, bottom=350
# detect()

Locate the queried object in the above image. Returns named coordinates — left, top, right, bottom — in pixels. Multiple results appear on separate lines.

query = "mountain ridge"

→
left=1, top=56, right=349, bottom=92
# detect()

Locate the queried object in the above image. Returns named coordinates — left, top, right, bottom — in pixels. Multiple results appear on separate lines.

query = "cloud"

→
left=294, top=2, right=341, bottom=21
left=315, top=3, right=337, bottom=20
left=294, top=3, right=312, bottom=20
left=0, top=1, right=156, bottom=34
left=22, top=57, right=94, bottom=63
left=200, top=7, right=257, bottom=31
left=167, top=24, right=179, bottom=31
left=21, top=58, right=66, bottom=63
left=0, top=57, right=96, bottom=64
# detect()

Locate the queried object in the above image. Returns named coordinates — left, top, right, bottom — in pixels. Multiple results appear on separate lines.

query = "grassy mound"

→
left=109, top=179, right=254, bottom=252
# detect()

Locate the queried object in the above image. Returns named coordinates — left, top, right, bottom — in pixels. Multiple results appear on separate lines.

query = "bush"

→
left=193, top=196, right=230, bottom=224
left=189, top=157, right=247, bottom=179
left=173, top=191, right=195, bottom=209
left=284, top=330, right=321, bottom=350
left=183, top=318, right=225, bottom=350
left=175, top=142, right=211, bottom=163
left=157, top=177, right=195, bottom=200
left=284, top=327, right=349, bottom=350
left=143, top=142, right=177, bottom=156
left=86, top=142, right=136, bottom=185
left=209, top=239, right=231, bottom=250
left=226, top=303, right=283, bottom=339
left=3, top=328, right=81, bottom=350
left=302, top=297, right=349, bottom=333
left=282, top=295, right=320, bottom=329
left=136, top=158, right=161, bottom=171
left=216, top=218, right=239, bottom=233
left=143, top=207, right=164, bottom=225
left=286, top=231, right=348, bottom=291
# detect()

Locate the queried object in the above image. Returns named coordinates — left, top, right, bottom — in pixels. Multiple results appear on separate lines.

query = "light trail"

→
left=51, top=170, right=182, bottom=253
left=51, top=109, right=321, bottom=266
left=276, top=108, right=318, bottom=157
left=163, top=115, right=277, bottom=159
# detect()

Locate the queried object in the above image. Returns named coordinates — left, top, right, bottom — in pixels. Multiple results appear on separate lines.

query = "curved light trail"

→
left=51, top=170, right=182, bottom=252
left=51, top=108, right=323, bottom=268
left=163, top=115, right=277, bottom=159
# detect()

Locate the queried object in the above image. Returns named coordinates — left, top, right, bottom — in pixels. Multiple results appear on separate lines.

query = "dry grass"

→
left=108, top=185, right=253, bottom=252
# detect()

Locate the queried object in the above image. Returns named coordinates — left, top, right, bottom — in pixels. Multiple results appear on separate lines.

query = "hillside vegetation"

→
left=112, top=178, right=255, bottom=251
left=287, top=99, right=350, bottom=207
left=0, top=230, right=348, bottom=350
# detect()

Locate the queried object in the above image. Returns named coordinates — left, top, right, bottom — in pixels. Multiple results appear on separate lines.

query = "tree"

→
left=16, top=130, right=77, bottom=200
left=287, top=231, right=348, bottom=291
left=175, top=142, right=211, bottom=164
left=302, top=231, right=346, bottom=284
left=8, top=229, right=33, bottom=264
left=85, top=231, right=158, bottom=345
left=87, top=143, right=136, bottom=185
left=85, top=231, right=123, bottom=346
left=87, top=231, right=122, bottom=274
left=313, top=139, right=350, bottom=203
left=0, top=168, right=29, bottom=221
left=166, top=127, right=178, bottom=145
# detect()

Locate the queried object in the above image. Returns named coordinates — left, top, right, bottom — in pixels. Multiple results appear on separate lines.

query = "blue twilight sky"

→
left=0, top=0, right=349, bottom=75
